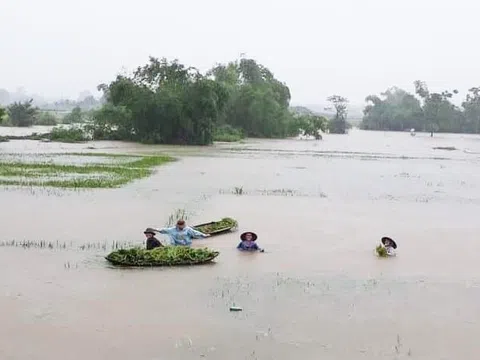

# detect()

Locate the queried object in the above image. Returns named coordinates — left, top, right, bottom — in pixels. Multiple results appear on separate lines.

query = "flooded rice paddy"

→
left=1, top=129, right=480, bottom=359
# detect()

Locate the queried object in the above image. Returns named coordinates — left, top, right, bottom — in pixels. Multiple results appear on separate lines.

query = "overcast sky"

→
left=1, top=0, right=479, bottom=105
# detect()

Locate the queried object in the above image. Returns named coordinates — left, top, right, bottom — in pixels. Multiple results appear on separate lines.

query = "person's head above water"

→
left=144, top=228, right=156, bottom=239
left=381, top=237, right=397, bottom=249
left=240, top=232, right=258, bottom=242
left=176, top=219, right=186, bottom=230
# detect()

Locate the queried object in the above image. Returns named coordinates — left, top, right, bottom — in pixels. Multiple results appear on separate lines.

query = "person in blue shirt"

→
left=237, top=232, right=264, bottom=252
left=154, top=219, right=210, bottom=246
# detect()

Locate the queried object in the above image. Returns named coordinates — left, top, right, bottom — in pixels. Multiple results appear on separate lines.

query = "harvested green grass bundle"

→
left=193, top=217, right=238, bottom=235
left=105, top=246, right=220, bottom=267
left=376, top=245, right=388, bottom=257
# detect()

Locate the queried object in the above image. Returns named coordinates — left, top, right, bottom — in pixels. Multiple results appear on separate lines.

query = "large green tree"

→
left=94, top=57, right=229, bottom=145
left=362, top=87, right=423, bottom=131
left=413, top=80, right=463, bottom=135
left=462, top=87, right=480, bottom=133
left=327, top=95, right=349, bottom=134
left=208, top=58, right=294, bottom=138
left=7, top=100, right=38, bottom=127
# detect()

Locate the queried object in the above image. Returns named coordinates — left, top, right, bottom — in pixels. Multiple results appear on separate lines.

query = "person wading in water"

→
left=144, top=228, right=163, bottom=250
left=154, top=220, right=210, bottom=246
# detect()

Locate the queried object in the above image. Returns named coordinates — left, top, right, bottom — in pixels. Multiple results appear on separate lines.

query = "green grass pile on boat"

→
left=193, top=217, right=238, bottom=234
left=105, top=246, right=220, bottom=266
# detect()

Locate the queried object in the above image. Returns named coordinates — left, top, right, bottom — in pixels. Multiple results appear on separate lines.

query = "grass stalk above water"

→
left=0, top=153, right=174, bottom=189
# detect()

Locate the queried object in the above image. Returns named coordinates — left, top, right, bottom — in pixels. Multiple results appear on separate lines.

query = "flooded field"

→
left=1, top=129, right=480, bottom=359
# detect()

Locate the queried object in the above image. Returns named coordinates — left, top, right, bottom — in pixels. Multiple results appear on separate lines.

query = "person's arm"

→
left=154, top=227, right=172, bottom=234
left=188, top=227, right=210, bottom=239
left=237, top=242, right=244, bottom=250
left=253, top=243, right=265, bottom=252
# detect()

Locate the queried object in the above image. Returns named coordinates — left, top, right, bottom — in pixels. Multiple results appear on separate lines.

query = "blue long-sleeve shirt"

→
left=156, top=226, right=208, bottom=246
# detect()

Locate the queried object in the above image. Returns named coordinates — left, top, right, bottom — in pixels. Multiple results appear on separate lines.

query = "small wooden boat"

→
left=193, top=217, right=238, bottom=236
left=105, top=247, right=220, bottom=267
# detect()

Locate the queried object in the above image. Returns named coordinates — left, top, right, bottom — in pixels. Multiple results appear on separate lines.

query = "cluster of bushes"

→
left=0, top=101, right=90, bottom=128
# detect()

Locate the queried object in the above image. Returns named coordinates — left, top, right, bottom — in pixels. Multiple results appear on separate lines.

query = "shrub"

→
left=49, top=126, right=89, bottom=143
left=213, top=124, right=244, bottom=142
left=35, top=112, right=58, bottom=125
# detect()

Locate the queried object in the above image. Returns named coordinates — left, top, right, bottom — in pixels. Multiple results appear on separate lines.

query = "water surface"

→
left=1, top=130, right=479, bottom=359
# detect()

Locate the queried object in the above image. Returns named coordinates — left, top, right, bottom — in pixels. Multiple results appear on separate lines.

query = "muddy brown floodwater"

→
left=1, top=129, right=480, bottom=359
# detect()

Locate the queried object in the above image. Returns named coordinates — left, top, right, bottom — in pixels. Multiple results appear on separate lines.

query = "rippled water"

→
left=1, top=129, right=480, bottom=359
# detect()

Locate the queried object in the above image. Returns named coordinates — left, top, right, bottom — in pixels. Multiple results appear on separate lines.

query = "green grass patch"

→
left=0, top=153, right=174, bottom=189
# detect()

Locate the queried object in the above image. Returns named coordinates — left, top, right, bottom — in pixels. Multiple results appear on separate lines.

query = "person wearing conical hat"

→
left=144, top=228, right=163, bottom=250
left=237, top=232, right=264, bottom=252
left=381, top=236, right=397, bottom=256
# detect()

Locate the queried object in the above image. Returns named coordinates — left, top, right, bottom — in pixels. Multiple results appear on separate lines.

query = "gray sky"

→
left=1, top=0, right=479, bottom=105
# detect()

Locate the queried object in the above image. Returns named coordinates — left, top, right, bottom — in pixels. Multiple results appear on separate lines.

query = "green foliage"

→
left=87, top=104, right=132, bottom=140
left=213, top=124, right=244, bottom=142
left=35, top=112, right=58, bottom=125
left=0, top=106, right=6, bottom=123
left=105, top=246, right=220, bottom=266
left=462, top=87, right=480, bottom=133
left=361, top=87, right=424, bottom=131
left=376, top=245, right=388, bottom=257
left=49, top=126, right=88, bottom=143
left=7, top=99, right=38, bottom=127
left=92, top=57, right=229, bottom=145
left=0, top=114, right=12, bottom=127
left=62, top=106, right=84, bottom=124
left=361, top=81, right=479, bottom=134
left=289, top=114, right=328, bottom=139
left=327, top=95, right=349, bottom=134
left=209, top=58, right=294, bottom=138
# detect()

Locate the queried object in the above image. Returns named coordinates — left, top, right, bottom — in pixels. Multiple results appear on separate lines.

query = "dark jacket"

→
left=146, top=237, right=162, bottom=250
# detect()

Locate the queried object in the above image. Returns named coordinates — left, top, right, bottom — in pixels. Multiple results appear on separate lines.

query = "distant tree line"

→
left=0, top=57, right=352, bottom=143
left=0, top=100, right=92, bottom=127
left=361, top=81, right=480, bottom=134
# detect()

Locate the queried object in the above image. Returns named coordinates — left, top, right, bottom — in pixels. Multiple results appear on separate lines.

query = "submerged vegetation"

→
left=0, top=152, right=173, bottom=189
left=0, top=239, right=136, bottom=251
left=105, top=247, right=220, bottom=266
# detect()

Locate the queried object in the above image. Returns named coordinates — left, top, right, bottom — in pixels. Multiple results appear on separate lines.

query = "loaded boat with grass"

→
left=105, top=246, right=220, bottom=267
left=192, top=217, right=238, bottom=236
